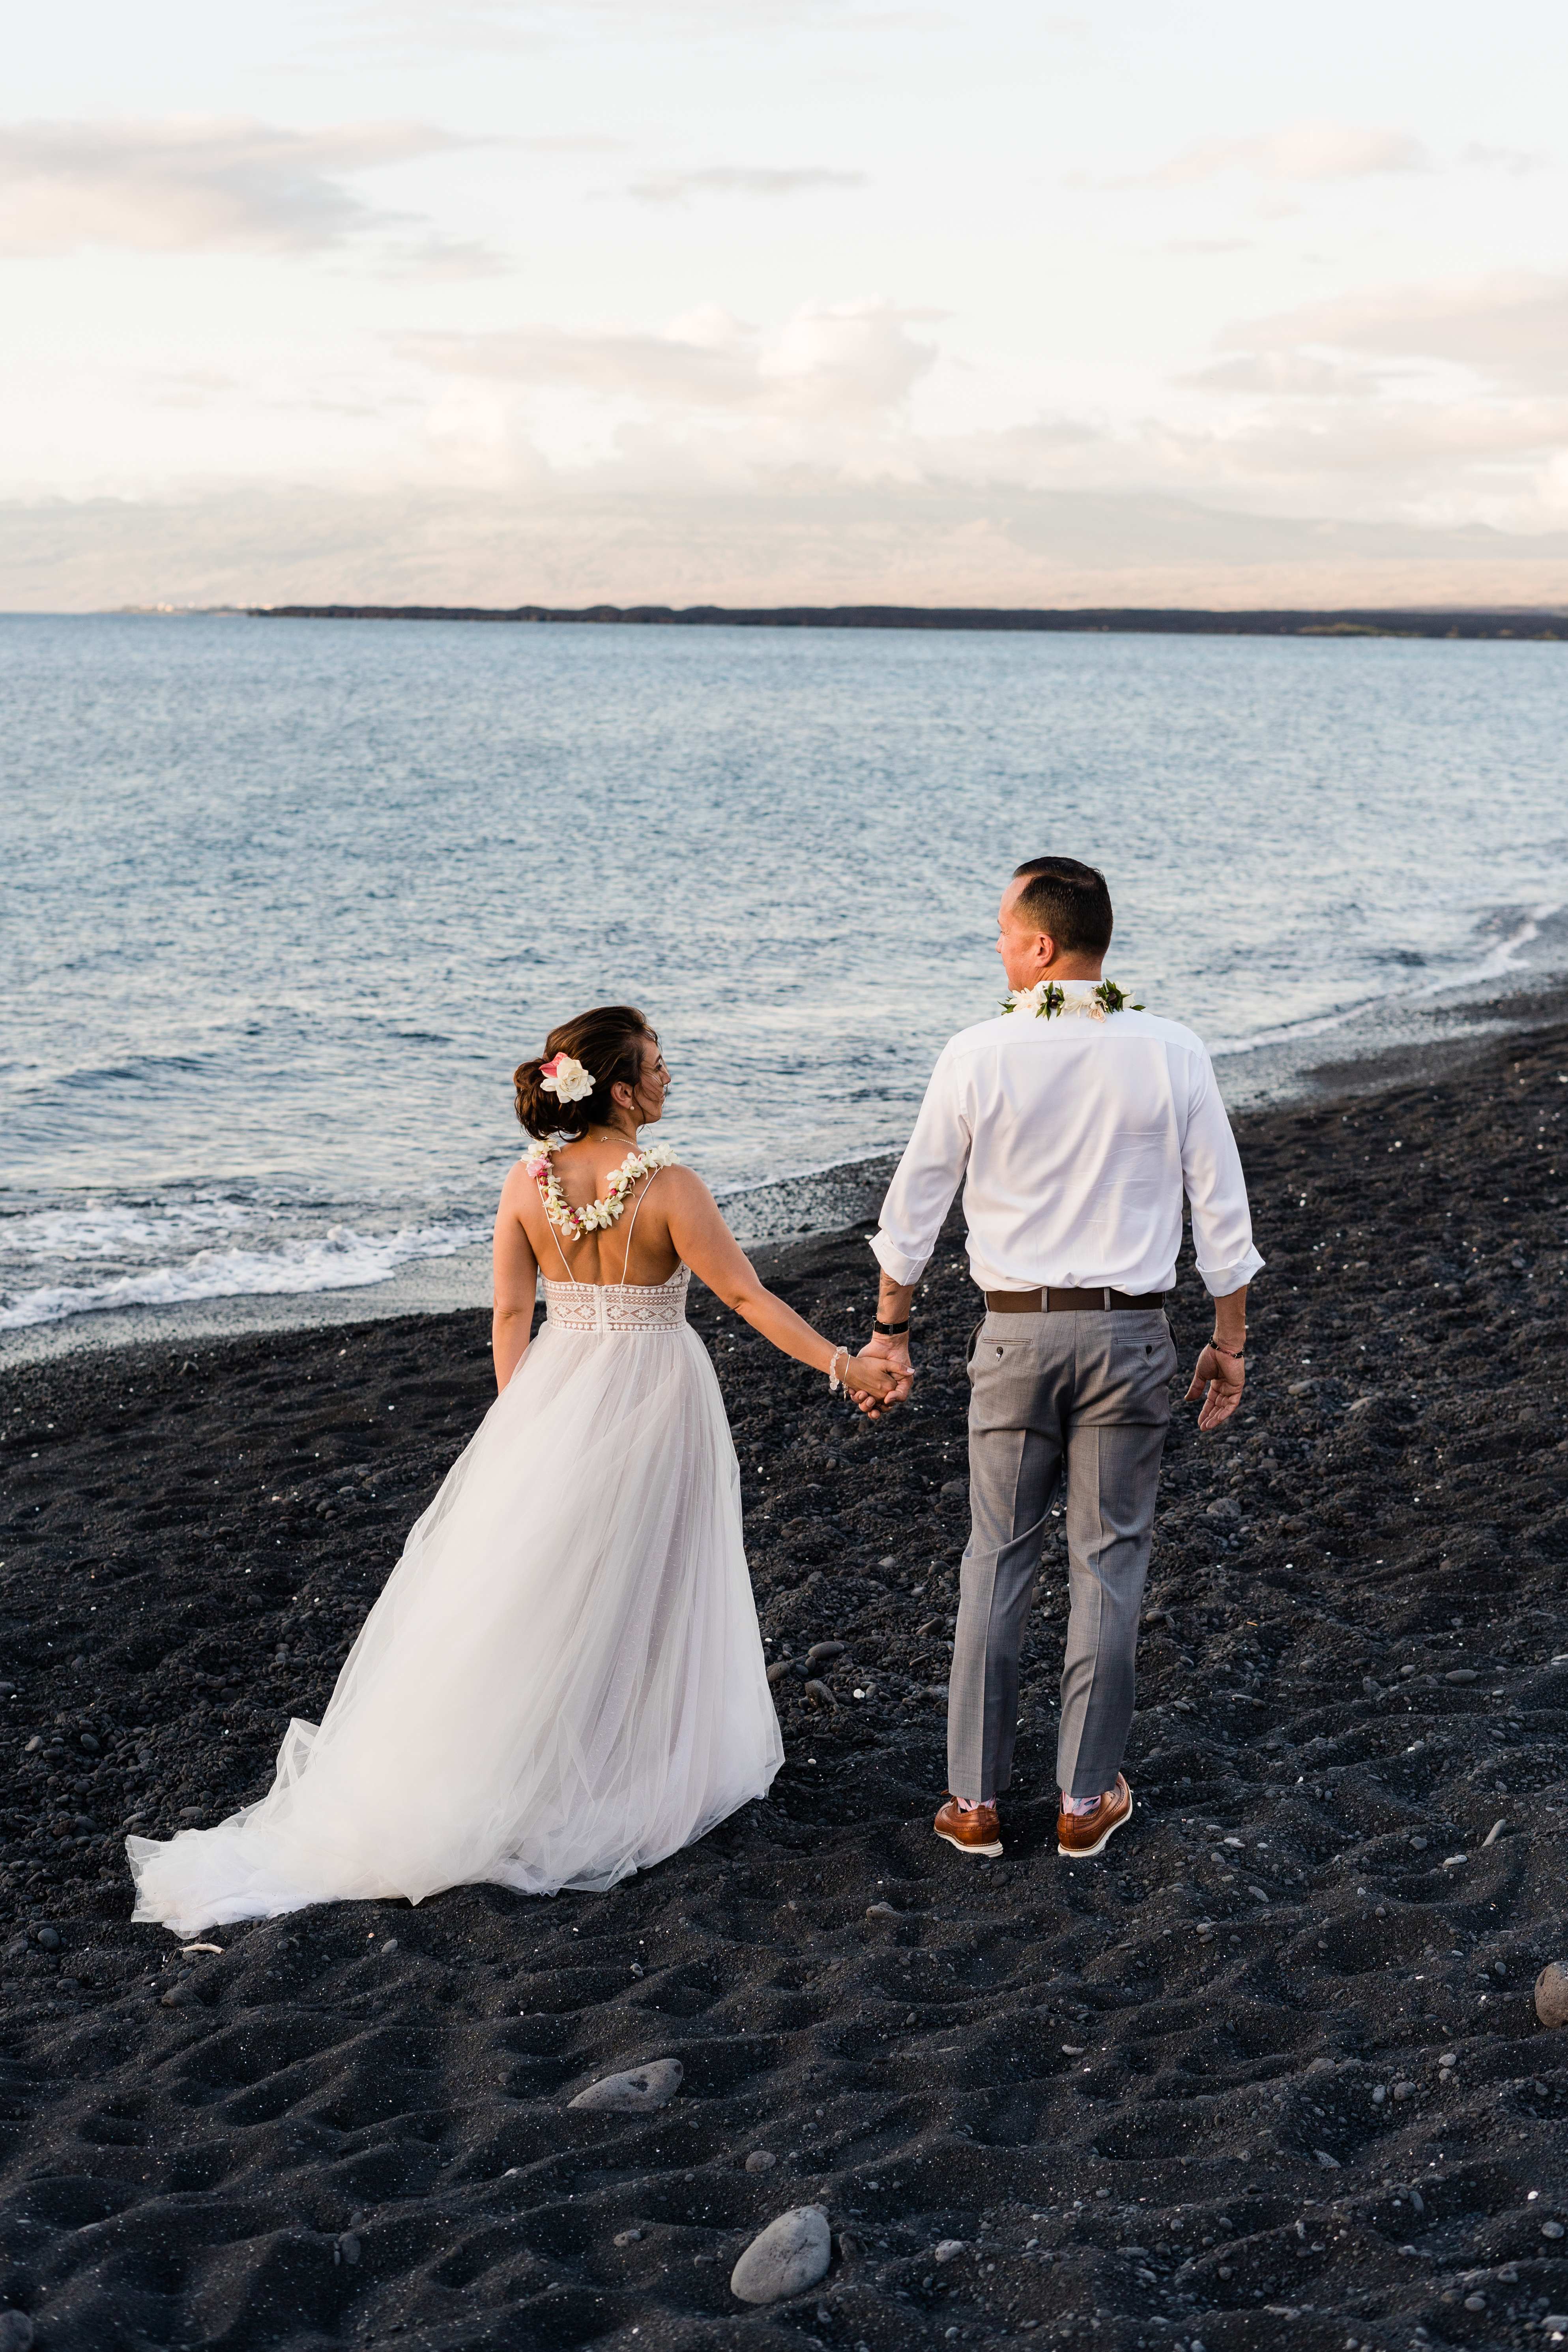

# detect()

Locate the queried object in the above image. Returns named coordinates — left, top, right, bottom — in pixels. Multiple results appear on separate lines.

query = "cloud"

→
left=1216, top=271, right=1568, bottom=395
left=401, top=297, right=936, bottom=422
left=0, top=117, right=464, bottom=256
left=1153, top=120, right=1428, bottom=186
left=628, top=165, right=865, bottom=203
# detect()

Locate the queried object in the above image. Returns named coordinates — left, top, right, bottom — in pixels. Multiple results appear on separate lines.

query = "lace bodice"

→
left=543, top=1266, right=690, bottom=1334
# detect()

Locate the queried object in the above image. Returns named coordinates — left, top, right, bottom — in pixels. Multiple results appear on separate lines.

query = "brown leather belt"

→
left=984, top=1287, right=1167, bottom=1314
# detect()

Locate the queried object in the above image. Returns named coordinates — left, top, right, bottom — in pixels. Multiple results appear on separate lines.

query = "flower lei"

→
left=525, top=1138, right=679, bottom=1242
left=1001, top=977, right=1145, bottom=1022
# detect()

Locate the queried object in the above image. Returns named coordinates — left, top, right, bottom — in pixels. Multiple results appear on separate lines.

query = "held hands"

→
left=1185, top=1343, right=1244, bottom=1432
left=851, top=1331, right=915, bottom=1420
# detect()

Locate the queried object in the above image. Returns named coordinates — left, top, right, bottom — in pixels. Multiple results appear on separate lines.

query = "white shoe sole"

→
left=1057, top=1787, right=1133, bottom=1859
left=936, top=1828, right=1004, bottom=1859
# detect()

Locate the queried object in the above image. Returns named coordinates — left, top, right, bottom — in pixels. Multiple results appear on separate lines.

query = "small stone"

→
left=35, top=1927, right=60, bottom=1953
left=1464, top=2295, right=1486, bottom=2311
left=1407, top=1834, right=1428, bottom=1851
left=380, top=1938, right=398, bottom=1957
left=569, top=2058, right=683, bottom=2113
left=939, top=1480, right=967, bottom=1499
left=1544, top=2221, right=1567, bottom=2241
left=837, top=2232, right=860, bottom=2260
left=1314, top=2149, right=1341, bottom=2170
left=1446, top=1667, right=1478, bottom=1684
left=806, top=1641, right=846, bottom=1666
left=730, top=2205, right=831, bottom=2303
left=745, top=2150, right=777, bottom=2173
left=865, top=1901, right=899, bottom=1919
left=934, top=2238, right=966, bottom=2263
left=0, top=2311, right=36, bottom=2351
left=161, top=1983, right=200, bottom=2009
left=803, top=1680, right=836, bottom=1709
left=614, top=2228, right=643, bottom=2246
left=1205, top=1498, right=1242, bottom=1520
left=766, top=1660, right=793, bottom=1685
left=1535, top=1961, right=1568, bottom=2028
left=338, top=2234, right=361, bottom=2266
left=1442, top=1853, right=1467, bottom=1869
left=1392, top=2080, right=1417, bottom=2101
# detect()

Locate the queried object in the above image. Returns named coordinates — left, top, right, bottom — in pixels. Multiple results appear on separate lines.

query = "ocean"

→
left=3, top=614, right=1565, bottom=1357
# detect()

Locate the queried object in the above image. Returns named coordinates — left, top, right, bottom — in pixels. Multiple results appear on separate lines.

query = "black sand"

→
left=2, top=1024, right=1567, bottom=2351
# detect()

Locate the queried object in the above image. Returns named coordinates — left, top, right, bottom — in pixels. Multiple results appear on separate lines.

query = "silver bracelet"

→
left=828, top=1346, right=848, bottom=1394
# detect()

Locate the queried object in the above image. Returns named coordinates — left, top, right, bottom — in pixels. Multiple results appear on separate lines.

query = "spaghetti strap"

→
left=620, top=1164, right=665, bottom=1283
left=531, top=1169, right=578, bottom=1282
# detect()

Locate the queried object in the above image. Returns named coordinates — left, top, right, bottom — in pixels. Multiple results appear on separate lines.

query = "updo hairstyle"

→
left=513, top=1005, right=657, bottom=1141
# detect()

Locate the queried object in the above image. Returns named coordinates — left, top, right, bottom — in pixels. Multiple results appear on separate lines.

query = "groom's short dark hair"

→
left=1012, top=857, right=1113, bottom=956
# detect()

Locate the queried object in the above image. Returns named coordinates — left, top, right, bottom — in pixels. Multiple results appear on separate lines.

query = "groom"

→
left=861, top=857, right=1262, bottom=1861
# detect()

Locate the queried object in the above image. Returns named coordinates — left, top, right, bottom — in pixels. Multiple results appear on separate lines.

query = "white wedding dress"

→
left=127, top=1178, right=784, bottom=1937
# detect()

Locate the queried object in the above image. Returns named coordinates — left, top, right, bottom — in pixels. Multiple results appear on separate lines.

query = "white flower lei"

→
left=1001, top=977, right=1144, bottom=1022
left=525, top=1137, right=679, bottom=1243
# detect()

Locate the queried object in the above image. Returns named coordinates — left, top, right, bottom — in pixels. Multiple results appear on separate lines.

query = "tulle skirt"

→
left=127, top=1302, right=783, bottom=1935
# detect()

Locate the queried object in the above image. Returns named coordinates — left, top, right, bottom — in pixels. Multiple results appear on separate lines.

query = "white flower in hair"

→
left=539, top=1052, right=594, bottom=1104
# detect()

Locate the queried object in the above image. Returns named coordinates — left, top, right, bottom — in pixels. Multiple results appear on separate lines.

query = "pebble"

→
left=0, top=2312, right=35, bottom=2351
left=35, top=1928, right=60, bottom=1953
left=865, top=1901, right=900, bottom=1919
left=614, top=2229, right=643, bottom=2246
left=934, top=2238, right=966, bottom=2262
left=803, top=1680, right=836, bottom=1709
left=745, top=2150, right=777, bottom=2173
left=1445, top=1668, right=1478, bottom=1684
left=730, top=2205, right=831, bottom=2304
left=160, top=1983, right=200, bottom=2010
left=766, top=1660, right=794, bottom=1685
left=806, top=1641, right=846, bottom=1666
left=379, top=1938, right=399, bottom=1957
left=1544, top=2222, right=1567, bottom=2241
left=1535, top=1961, right=1568, bottom=2029
left=568, top=2058, right=683, bottom=2113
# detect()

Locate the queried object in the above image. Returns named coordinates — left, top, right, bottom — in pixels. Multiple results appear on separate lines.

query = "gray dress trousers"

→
left=948, top=1304, right=1176, bottom=1803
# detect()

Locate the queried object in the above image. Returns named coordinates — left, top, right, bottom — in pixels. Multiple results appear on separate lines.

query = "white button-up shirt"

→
left=872, top=985, right=1264, bottom=1300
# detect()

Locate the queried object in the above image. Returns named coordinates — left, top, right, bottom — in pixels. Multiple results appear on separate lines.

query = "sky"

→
left=6, top=0, right=1568, bottom=609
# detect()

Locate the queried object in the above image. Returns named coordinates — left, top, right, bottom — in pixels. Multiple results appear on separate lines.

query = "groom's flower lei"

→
left=1001, top=977, right=1145, bottom=1021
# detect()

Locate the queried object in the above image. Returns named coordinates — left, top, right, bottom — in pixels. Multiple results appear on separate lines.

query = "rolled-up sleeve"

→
left=871, top=1046, right=973, bottom=1287
left=1179, top=1049, right=1265, bottom=1297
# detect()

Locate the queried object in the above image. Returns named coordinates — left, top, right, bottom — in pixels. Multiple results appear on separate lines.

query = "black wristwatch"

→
left=873, top=1317, right=911, bottom=1336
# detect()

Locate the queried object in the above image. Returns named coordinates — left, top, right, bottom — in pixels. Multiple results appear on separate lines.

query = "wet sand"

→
left=2, top=1021, right=1567, bottom=2351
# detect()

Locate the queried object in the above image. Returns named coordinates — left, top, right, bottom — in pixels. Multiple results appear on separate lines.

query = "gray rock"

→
left=0, top=2313, right=35, bottom=2351
left=1445, top=1668, right=1478, bottom=1684
left=1205, top=1498, right=1242, bottom=1521
left=379, top=1938, right=399, bottom=1957
left=805, top=1641, right=846, bottom=1666
left=730, top=2205, right=831, bottom=2304
left=614, top=2228, right=643, bottom=2245
left=803, top=1680, right=836, bottom=1709
left=745, top=2150, right=777, bottom=2173
left=865, top=1901, right=899, bottom=1919
left=569, top=2058, right=683, bottom=2113
left=1536, top=1961, right=1568, bottom=2028
left=766, top=1660, right=793, bottom=1685
left=934, top=2238, right=966, bottom=2262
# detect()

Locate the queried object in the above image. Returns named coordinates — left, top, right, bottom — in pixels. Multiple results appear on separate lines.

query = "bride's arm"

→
left=492, top=1164, right=542, bottom=1392
left=662, top=1170, right=902, bottom=1405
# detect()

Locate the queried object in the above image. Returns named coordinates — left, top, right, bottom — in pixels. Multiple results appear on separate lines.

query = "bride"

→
left=128, top=1005, right=899, bottom=1935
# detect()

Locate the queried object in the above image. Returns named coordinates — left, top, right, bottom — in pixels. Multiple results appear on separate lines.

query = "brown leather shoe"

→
left=1056, top=1774, right=1132, bottom=1858
left=934, top=1795, right=1003, bottom=1858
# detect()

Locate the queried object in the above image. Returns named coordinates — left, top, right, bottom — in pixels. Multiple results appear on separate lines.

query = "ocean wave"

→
left=1208, top=902, right=1561, bottom=1059
left=0, top=1217, right=486, bottom=1329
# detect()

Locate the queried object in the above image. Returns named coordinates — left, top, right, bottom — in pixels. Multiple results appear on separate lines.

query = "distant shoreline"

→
left=243, top=601, right=1568, bottom=640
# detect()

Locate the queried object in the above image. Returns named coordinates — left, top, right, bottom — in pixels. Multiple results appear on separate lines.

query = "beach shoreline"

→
left=1, top=1015, right=1566, bottom=2348
left=7, top=966, right=1568, bottom=1376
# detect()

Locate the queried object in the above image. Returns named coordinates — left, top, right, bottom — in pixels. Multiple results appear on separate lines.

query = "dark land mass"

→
left=248, top=604, right=1568, bottom=642
left=2, top=1027, right=1567, bottom=2351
